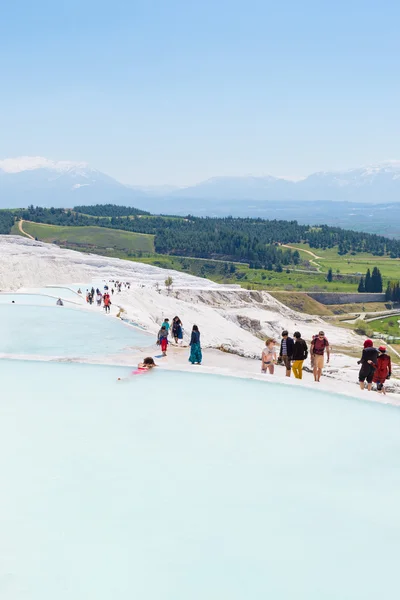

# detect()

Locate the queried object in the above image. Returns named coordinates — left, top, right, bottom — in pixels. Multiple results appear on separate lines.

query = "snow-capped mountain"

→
left=0, top=156, right=144, bottom=208
left=0, top=156, right=399, bottom=209
left=169, top=162, right=400, bottom=203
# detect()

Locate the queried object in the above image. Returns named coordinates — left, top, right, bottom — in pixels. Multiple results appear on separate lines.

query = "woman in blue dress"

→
left=189, top=325, right=202, bottom=365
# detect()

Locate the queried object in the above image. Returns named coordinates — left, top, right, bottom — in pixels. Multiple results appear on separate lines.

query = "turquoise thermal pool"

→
left=0, top=304, right=152, bottom=357
left=1, top=359, right=399, bottom=599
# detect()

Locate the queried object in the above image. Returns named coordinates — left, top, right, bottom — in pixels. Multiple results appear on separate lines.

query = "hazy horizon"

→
left=1, top=0, right=399, bottom=186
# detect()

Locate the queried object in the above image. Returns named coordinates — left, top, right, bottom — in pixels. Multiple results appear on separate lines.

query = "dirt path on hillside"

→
left=281, top=244, right=321, bottom=259
left=18, top=220, right=35, bottom=240
left=280, top=243, right=322, bottom=271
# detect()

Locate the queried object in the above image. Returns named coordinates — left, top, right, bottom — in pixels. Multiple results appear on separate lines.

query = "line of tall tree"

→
left=0, top=211, right=15, bottom=234
left=357, top=267, right=383, bottom=293
left=385, top=281, right=400, bottom=303
left=73, top=204, right=150, bottom=217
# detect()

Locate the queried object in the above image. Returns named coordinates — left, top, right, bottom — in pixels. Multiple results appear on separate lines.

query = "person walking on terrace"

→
left=373, top=346, right=391, bottom=395
left=172, top=316, right=183, bottom=345
left=292, top=332, right=308, bottom=379
left=358, top=339, right=379, bottom=391
left=189, top=325, right=202, bottom=365
left=261, top=338, right=277, bottom=374
left=311, top=330, right=330, bottom=382
left=278, top=330, right=294, bottom=377
left=157, top=325, right=169, bottom=356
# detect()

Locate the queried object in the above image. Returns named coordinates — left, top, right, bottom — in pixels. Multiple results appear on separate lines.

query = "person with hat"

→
left=373, top=346, right=392, bottom=394
left=357, top=339, right=379, bottom=391
left=310, top=330, right=330, bottom=382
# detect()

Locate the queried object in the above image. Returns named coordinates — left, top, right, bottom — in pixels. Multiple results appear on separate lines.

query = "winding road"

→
left=18, top=220, right=35, bottom=240
left=280, top=244, right=322, bottom=272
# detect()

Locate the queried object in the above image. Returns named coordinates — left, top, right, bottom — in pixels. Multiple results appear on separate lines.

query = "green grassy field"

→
left=284, top=242, right=400, bottom=279
left=20, top=221, right=400, bottom=298
left=22, top=222, right=155, bottom=254
left=132, top=255, right=359, bottom=291
left=367, top=314, right=400, bottom=336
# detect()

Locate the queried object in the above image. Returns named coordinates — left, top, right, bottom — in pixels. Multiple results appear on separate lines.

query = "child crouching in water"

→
left=137, top=357, right=157, bottom=371
left=261, top=338, right=277, bottom=374
left=117, top=357, right=157, bottom=380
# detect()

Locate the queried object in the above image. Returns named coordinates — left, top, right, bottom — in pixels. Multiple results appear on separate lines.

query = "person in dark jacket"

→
left=189, top=325, right=202, bottom=365
left=358, top=339, right=379, bottom=391
left=373, top=346, right=392, bottom=394
left=292, top=332, right=308, bottom=379
left=172, top=316, right=183, bottom=345
left=278, top=330, right=294, bottom=377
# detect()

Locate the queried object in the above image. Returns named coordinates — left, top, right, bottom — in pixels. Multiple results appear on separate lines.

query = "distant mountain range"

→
left=1, top=156, right=400, bottom=211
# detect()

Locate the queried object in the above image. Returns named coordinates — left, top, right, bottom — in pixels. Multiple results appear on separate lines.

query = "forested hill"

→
left=11, top=205, right=400, bottom=263
left=73, top=204, right=150, bottom=217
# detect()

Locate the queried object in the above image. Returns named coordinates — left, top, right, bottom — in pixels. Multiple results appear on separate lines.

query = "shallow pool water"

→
left=1, top=359, right=399, bottom=599
left=0, top=293, right=79, bottom=306
left=0, top=304, right=152, bottom=357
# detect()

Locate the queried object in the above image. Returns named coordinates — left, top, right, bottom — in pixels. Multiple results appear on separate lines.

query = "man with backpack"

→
left=311, top=330, right=330, bottom=382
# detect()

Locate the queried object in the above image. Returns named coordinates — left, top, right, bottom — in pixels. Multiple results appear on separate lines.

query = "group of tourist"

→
left=157, top=317, right=202, bottom=365
left=262, top=330, right=330, bottom=382
left=78, top=286, right=113, bottom=313
left=76, top=280, right=393, bottom=393
left=261, top=330, right=392, bottom=394
left=358, top=339, right=391, bottom=394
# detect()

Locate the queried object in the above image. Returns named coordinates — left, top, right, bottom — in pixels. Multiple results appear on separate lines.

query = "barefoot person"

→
left=189, top=325, right=202, bottom=365
left=157, top=325, right=169, bottom=356
left=278, top=330, right=294, bottom=377
left=311, top=330, right=330, bottom=382
left=373, top=346, right=391, bottom=394
left=292, top=332, right=308, bottom=379
left=357, top=339, right=379, bottom=391
left=172, top=316, right=183, bottom=345
left=261, top=338, right=276, bottom=374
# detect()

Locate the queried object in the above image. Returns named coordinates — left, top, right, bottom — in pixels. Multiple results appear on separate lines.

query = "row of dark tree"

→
left=385, top=281, right=400, bottom=303
left=9, top=205, right=400, bottom=265
left=73, top=204, right=149, bottom=217
left=357, top=268, right=383, bottom=293
left=0, top=211, right=15, bottom=234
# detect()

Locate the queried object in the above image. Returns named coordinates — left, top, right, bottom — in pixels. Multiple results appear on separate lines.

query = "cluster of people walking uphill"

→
left=157, top=317, right=202, bottom=364
left=262, top=330, right=330, bottom=382
left=262, top=329, right=392, bottom=394
left=79, top=286, right=113, bottom=312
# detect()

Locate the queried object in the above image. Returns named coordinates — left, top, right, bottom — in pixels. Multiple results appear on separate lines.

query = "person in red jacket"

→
left=373, top=346, right=392, bottom=394
left=103, top=292, right=111, bottom=313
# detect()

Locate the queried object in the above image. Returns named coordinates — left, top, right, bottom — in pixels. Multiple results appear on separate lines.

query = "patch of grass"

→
left=22, top=222, right=155, bottom=254
left=353, top=320, right=374, bottom=337
left=367, top=315, right=400, bottom=337
left=328, top=302, right=391, bottom=315
left=10, top=222, right=24, bottom=236
left=269, top=292, right=333, bottom=316
left=283, top=242, right=400, bottom=279
left=132, top=255, right=359, bottom=291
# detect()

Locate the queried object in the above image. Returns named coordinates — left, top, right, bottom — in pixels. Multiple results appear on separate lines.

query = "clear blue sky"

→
left=1, top=0, right=399, bottom=185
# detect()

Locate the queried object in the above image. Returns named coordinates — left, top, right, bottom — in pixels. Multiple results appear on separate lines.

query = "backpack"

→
left=312, top=336, right=328, bottom=355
